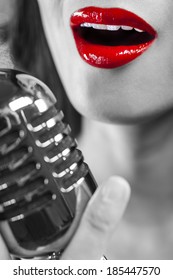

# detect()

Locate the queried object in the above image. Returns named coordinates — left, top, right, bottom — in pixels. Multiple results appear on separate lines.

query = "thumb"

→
left=61, top=176, right=130, bottom=259
left=0, top=234, right=11, bottom=260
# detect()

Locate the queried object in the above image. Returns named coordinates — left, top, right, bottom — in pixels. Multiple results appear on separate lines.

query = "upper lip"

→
left=70, top=6, right=156, bottom=37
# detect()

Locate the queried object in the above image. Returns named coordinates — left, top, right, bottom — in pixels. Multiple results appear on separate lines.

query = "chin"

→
left=74, top=100, right=173, bottom=125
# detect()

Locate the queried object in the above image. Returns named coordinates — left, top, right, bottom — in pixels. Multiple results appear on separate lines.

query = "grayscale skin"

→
left=37, top=0, right=173, bottom=259
left=6, top=0, right=173, bottom=259
left=0, top=72, right=129, bottom=260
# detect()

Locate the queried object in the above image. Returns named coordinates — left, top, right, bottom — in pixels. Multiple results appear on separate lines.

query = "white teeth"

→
left=134, top=28, right=144, bottom=33
left=81, top=22, right=92, bottom=27
left=81, top=23, right=91, bottom=27
left=107, top=25, right=120, bottom=31
left=81, top=23, right=145, bottom=33
left=92, top=23, right=107, bottom=30
left=81, top=23, right=123, bottom=31
left=121, top=26, right=133, bottom=31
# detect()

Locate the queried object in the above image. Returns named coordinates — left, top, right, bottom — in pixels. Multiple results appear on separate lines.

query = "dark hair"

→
left=10, top=0, right=81, bottom=137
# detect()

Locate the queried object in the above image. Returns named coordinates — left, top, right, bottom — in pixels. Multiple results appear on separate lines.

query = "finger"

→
left=0, top=234, right=11, bottom=260
left=61, top=176, right=130, bottom=259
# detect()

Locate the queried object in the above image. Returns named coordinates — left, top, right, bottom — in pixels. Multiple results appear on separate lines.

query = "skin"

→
left=37, top=0, right=173, bottom=259
left=0, top=177, right=130, bottom=259
left=37, top=0, right=173, bottom=123
left=1, top=0, right=173, bottom=259
left=0, top=1, right=130, bottom=260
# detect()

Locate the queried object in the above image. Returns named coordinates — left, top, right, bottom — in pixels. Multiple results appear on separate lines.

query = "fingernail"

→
left=101, top=176, right=130, bottom=203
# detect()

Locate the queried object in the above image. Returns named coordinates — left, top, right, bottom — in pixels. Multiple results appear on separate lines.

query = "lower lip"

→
left=71, top=35, right=154, bottom=69
left=70, top=7, right=157, bottom=69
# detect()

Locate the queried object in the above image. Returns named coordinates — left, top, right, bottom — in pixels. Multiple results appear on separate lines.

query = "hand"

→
left=0, top=176, right=130, bottom=260
left=0, top=233, right=11, bottom=259
left=61, top=176, right=130, bottom=259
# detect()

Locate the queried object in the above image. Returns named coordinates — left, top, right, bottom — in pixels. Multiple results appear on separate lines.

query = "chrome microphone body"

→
left=0, top=69, right=97, bottom=259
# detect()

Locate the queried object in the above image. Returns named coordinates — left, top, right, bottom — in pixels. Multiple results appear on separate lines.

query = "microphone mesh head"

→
left=0, top=69, right=96, bottom=258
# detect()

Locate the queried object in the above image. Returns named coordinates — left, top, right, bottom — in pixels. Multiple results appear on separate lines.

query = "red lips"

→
left=70, top=7, right=157, bottom=69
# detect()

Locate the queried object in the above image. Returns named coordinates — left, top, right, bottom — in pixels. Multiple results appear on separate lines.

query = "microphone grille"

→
left=0, top=69, right=96, bottom=255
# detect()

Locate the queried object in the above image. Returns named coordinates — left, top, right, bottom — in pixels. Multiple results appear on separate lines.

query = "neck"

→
left=126, top=109, right=173, bottom=201
left=79, top=109, right=173, bottom=202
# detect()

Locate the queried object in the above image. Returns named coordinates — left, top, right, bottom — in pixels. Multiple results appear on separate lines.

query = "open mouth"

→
left=70, top=7, right=157, bottom=69
left=79, top=24, right=154, bottom=46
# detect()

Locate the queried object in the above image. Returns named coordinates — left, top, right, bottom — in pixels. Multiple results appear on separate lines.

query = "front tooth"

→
left=121, top=26, right=133, bottom=31
left=107, top=25, right=120, bottom=31
left=81, top=23, right=122, bottom=31
left=134, top=28, right=144, bottom=33
left=92, top=24, right=107, bottom=30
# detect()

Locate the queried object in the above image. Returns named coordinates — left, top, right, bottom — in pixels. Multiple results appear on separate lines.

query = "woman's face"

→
left=37, top=0, right=173, bottom=123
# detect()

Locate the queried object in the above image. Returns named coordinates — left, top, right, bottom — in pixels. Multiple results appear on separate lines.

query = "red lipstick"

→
left=70, top=7, right=157, bottom=69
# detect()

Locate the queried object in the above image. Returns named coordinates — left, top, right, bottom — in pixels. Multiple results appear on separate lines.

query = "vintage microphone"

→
left=0, top=69, right=97, bottom=259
